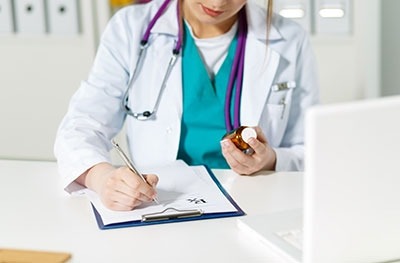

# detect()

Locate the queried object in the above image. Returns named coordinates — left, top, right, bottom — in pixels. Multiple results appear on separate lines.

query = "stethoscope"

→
left=122, top=0, right=247, bottom=131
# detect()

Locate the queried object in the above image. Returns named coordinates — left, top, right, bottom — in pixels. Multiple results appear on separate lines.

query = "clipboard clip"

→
left=141, top=207, right=203, bottom=222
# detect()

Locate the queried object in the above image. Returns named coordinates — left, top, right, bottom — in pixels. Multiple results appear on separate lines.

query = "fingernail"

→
left=247, top=137, right=256, bottom=144
left=220, top=139, right=229, bottom=149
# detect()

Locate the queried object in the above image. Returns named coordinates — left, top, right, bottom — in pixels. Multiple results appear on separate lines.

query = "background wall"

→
left=0, top=0, right=388, bottom=161
left=312, top=0, right=380, bottom=103
left=0, top=0, right=109, bottom=161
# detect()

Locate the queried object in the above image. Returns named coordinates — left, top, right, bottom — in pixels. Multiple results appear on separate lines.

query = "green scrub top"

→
left=177, top=24, right=238, bottom=168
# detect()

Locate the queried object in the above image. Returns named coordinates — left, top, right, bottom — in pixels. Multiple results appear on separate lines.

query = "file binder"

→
left=0, top=0, right=13, bottom=34
left=314, top=0, right=352, bottom=35
left=0, top=249, right=71, bottom=263
left=47, top=0, right=80, bottom=35
left=14, top=0, right=46, bottom=34
left=274, top=0, right=312, bottom=33
left=85, top=162, right=245, bottom=230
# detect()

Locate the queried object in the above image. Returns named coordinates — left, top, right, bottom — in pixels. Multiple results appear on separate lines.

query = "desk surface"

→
left=0, top=160, right=302, bottom=263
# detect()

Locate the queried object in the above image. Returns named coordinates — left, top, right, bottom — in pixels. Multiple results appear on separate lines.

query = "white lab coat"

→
left=54, top=0, right=319, bottom=192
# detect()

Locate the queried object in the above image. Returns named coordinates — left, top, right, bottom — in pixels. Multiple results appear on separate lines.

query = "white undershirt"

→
left=185, top=21, right=238, bottom=79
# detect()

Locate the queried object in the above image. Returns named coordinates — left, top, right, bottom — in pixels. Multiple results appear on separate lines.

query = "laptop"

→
left=237, top=96, right=400, bottom=263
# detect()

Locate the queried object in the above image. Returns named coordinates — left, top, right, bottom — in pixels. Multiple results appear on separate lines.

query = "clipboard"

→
left=88, top=164, right=245, bottom=229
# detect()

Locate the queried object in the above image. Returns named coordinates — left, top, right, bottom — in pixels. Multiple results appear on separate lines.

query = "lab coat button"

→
left=166, top=127, right=172, bottom=133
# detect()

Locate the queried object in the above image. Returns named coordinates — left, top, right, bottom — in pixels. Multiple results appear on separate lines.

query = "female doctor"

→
left=54, top=0, right=319, bottom=211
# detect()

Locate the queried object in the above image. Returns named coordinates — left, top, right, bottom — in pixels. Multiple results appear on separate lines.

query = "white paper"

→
left=84, top=160, right=239, bottom=226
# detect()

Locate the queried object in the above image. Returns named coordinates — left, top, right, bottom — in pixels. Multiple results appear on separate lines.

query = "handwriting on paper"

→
left=187, top=198, right=207, bottom=204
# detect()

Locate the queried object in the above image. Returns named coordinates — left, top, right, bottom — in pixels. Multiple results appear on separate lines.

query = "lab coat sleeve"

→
left=54, top=8, right=135, bottom=192
left=274, top=30, right=320, bottom=171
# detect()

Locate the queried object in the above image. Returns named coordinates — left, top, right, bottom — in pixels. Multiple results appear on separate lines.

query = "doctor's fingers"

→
left=107, top=177, right=154, bottom=202
left=221, top=140, right=253, bottom=174
left=253, top=126, right=268, bottom=144
left=101, top=190, right=143, bottom=211
left=246, top=137, right=277, bottom=171
left=221, top=138, right=271, bottom=174
left=143, top=174, right=159, bottom=188
left=225, top=152, right=256, bottom=175
left=246, top=137, right=268, bottom=156
left=108, top=167, right=157, bottom=201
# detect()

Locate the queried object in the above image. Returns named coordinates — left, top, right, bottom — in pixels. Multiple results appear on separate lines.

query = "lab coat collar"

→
left=150, top=0, right=283, bottom=41
left=151, top=0, right=180, bottom=38
left=245, top=1, right=282, bottom=41
left=149, top=0, right=282, bottom=128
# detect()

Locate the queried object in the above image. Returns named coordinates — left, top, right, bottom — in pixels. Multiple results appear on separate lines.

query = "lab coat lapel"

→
left=241, top=41, right=280, bottom=126
left=146, top=39, right=182, bottom=122
left=151, top=0, right=179, bottom=37
left=149, top=0, right=182, bottom=121
left=240, top=1, right=282, bottom=126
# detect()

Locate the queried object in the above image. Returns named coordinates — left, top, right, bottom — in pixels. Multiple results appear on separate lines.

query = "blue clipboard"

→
left=91, top=166, right=245, bottom=230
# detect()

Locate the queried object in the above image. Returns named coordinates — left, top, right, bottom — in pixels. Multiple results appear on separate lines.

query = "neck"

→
left=182, top=3, right=238, bottom=38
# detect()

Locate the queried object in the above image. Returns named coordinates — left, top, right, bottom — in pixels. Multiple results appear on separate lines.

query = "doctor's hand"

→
left=221, top=127, right=276, bottom=175
left=77, top=162, right=159, bottom=211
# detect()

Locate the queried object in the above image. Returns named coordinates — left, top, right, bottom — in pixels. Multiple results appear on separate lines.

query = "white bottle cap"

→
left=241, top=127, right=257, bottom=143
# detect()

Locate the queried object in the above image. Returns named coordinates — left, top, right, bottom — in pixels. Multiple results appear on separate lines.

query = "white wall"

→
left=0, top=0, right=382, bottom=161
left=0, top=1, right=107, bottom=161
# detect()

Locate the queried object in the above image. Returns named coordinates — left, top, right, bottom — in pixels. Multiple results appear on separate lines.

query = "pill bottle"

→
left=222, top=126, right=257, bottom=151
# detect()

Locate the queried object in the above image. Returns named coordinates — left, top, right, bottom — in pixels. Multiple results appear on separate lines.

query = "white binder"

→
left=14, top=0, right=46, bottom=34
left=47, top=0, right=80, bottom=35
left=0, top=0, right=14, bottom=34
left=314, top=0, right=352, bottom=35
left=274, top=0, right=312, bottom=33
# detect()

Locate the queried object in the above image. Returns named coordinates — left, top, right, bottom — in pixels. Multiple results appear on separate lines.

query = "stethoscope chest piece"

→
left=132, top=110, right=154, bottom=121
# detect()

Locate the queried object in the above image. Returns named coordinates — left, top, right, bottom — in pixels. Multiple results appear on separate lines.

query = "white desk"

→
left=0, top=160, right=302, bottom=263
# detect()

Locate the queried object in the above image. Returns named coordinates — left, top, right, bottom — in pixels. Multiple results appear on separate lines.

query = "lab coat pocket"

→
left=261, top=91, right=293, bottom=146
left=265, top=103, right=286, bottom=145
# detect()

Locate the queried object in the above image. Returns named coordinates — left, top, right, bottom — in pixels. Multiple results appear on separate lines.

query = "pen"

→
left=111, top=139, right=160, bottom=204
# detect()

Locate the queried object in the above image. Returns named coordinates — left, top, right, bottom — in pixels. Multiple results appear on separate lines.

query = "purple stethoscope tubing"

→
left=122, top=0, right=182, bottom=120
left=224, top=8, right=247, bottom=132
left=125, top=0, right=247, bottom=132
left=141, top=0, right=183, bottom=52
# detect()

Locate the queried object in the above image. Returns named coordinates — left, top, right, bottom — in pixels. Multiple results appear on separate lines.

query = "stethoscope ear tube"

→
left=122, top=46, right=180, bottom=121
left=121, top=43, right=148, bottom=118
left=122, top=0, right=183, bottom=121
left=122, top=0, right=247, bottom=130
left=224, top=8, right=247, bottom=131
